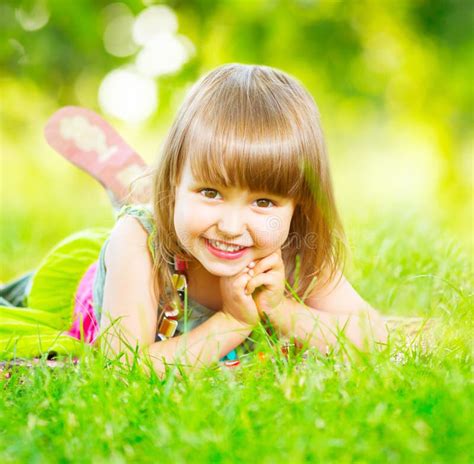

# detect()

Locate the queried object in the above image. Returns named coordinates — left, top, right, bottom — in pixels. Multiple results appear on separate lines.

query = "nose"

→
left=216, top=208, right=246, bottom=239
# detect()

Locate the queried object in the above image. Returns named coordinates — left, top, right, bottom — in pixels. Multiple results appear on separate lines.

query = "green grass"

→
left=0, top=344, right=471, bottom=463
left=0, top=210, right=472, bottom=463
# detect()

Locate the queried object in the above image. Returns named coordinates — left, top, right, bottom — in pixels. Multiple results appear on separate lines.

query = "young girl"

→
left=0, top=63, right=388, bottom=375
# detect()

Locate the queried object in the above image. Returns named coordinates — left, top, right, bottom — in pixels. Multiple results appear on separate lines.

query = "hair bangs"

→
left=183, top=106, right=306, bottom=201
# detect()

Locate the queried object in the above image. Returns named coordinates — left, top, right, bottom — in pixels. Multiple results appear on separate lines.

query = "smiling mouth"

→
left=204, top=237, right=250, bottom=250
left=202, top=238, right=253, bottom=260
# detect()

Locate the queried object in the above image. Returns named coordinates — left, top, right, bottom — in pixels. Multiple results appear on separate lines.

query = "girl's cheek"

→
left=253, top=215, right=290, bottom=249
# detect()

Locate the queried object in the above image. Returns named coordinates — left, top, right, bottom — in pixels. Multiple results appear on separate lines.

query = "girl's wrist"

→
left=219, top=311, right=257, bottom=333
left=260, top=297, right=287, bottom=321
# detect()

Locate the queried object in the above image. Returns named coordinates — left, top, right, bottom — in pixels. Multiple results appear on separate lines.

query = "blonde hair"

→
left=152, top=63, right=348, bottom=317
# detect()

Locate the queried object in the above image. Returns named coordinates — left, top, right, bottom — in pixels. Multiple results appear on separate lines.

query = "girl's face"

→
left=174, top=159, right=296, bottom=276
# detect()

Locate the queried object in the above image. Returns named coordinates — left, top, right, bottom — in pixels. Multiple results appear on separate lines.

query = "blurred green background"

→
left=1, top=0, right=472, bottom=293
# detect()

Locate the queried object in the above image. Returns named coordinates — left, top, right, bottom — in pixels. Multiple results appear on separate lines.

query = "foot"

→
left=44, top=106, right=151, bottom=205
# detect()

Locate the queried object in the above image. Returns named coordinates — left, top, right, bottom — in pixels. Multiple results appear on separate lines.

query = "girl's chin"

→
left=203, top=261, right=249, bottom=276
left=198, top=254, right=253, bottom=276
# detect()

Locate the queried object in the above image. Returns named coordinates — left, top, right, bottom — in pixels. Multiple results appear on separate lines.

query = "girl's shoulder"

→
left=112, top=204, right=157, bottom=261
left=116, top=203, right=155, bottom=233
left=104, top=213, right=153, bottom=266
left=93, top=204, right=157, bottom=322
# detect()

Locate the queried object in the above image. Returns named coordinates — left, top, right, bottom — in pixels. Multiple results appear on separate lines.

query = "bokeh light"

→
left=98, top=68, right=157, bottom=123
left=135, top=33, right=192, bottom=77
left=1, top=0, right=472, bottom=282
left=98, top=4, right=192, bottom=119
left=132, top=5, right=178, bottom=46
left=102, top=5, right=138, bottom=58
left=15, top=0, right=49, bottom=31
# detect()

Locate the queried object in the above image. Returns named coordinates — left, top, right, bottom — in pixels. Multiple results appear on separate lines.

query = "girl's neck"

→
left=184, top=259, right=222, bottom=312
left=186, top=259, right=218, bottom=286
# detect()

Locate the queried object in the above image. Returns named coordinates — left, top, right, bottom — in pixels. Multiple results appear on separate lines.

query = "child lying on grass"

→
left=1, top=63, right=391, bottom=377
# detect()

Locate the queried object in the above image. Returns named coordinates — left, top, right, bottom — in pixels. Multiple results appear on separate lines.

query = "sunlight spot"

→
left=132, top=5, right=178, bottom=46
left=15, top=0, right=49, bottom=31
left=135, top=33, right=192, bottom=77
left=101, top=2, right=130, bottom=21
left=103, top=11, right=138, bottom=57
left=98, top=68, right=157, bottom=123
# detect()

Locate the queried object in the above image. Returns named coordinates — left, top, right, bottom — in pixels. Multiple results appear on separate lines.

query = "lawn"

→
left=1, top=208, right=472, bottom=463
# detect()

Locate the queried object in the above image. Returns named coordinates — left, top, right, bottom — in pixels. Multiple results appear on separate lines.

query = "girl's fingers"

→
left=252, top=250, right=283, bottom=275
left=246, top=272, right=275, bottom=295
left=236, top=273, right=253, bottom=293
left=241, top=265, right=254, bottom=276
left=238, top=272, right=251, bottom=284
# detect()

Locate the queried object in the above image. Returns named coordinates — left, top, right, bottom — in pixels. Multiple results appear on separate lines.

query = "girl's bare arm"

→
left=140, top=312, right=252, bottom=377
left=264, top=298, right=387, bottom=354
left=303, top=268, right=374, bottom=315
left=98, top=216, right=252, bottom=378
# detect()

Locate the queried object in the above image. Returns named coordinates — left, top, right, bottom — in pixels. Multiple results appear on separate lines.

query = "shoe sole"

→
left=44, top=106, right=150, bottom=203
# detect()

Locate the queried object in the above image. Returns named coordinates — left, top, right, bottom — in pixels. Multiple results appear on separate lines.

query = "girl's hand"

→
left=219, top=267, right=261, bottom=329
left=245, top=248, right=286, bottom=317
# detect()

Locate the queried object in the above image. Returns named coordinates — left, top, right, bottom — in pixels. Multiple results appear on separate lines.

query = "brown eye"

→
left=255, top=199, right=275, bottom=208
left=200, top=188, right=220, bottom=199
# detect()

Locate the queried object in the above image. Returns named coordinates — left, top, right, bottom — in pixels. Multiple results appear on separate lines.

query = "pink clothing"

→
left=65, top=261, right=99, bottom=344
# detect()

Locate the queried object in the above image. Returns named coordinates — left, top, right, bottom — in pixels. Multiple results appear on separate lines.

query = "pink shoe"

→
left=44, top=106, right=151, bottom=205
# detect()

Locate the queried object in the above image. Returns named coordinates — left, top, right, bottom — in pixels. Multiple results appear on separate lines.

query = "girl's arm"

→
left=270, top=268, right=388, bottom=353
left=245, top=252, right=387, bottom=353
left=303, top=267, right=372, bottom=315
left=98, top=216, right=253, bottom=378
left=264, top=299, right=387, bottom=354
left=140, top=312, right=253, bottom=377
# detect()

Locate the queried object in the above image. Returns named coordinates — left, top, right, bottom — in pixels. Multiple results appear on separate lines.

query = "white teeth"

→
left=209, top=239, right=245, bottom=252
